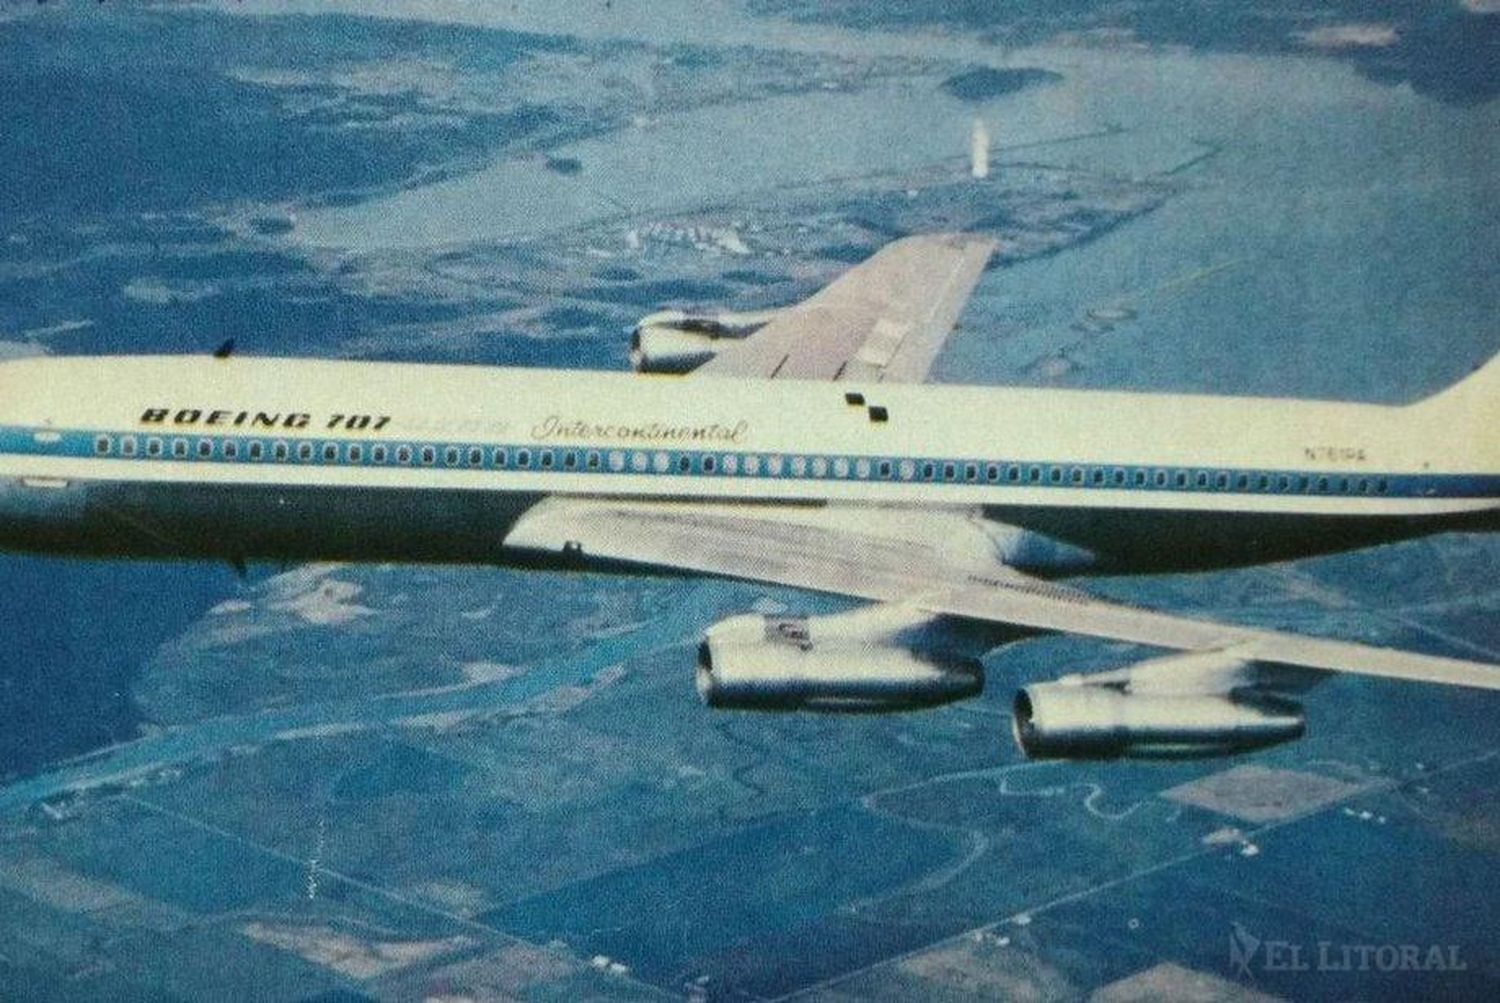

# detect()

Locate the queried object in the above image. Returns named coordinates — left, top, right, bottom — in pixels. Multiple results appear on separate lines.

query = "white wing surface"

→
left=504, top=497, right=1500, bottom=690
left=694, top=233, right=996, bottom=383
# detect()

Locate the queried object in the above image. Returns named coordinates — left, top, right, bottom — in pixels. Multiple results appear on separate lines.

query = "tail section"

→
left=1415, top=353, right=1500, bottom=409
left=1408, top=352, right=1499, bottom=473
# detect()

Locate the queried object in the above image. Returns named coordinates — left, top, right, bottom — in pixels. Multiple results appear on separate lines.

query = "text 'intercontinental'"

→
left=531, top=415, right=748, bottom=445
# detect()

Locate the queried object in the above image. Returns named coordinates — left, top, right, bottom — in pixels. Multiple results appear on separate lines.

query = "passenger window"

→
left=298, top=442, right=314, bottom=461
left=964, top=463, right=977, bottom=481
left=878, top=460, right=892, bottom=478
left=445, top=446, right=460, bottom=466
left=248, top=441, right=264, bottom=461
left=146, top=438, right=163, bottom=457
left=468, top=447, right=483, bottom=466
left=942, top=463, right=956, bottom=480
left=493, top=448, right=508, bottom=467
left=563, top=451, right=577, bottom=469
left=541, top=450, right=556, bottom=469
left=372, top=445, right=388, bottom=464
left=221, top=440, right=236, bottom=459
left=273, top=441, right=289, bottom=461
left=197, top=439, right=213, bottom=459
left=325, top=443, right=340, bottom=462
left=396, top=445, right=413, bottom=464
left=348, top=444, right=363, bottom=463
left=586, top=451, right=600, bottom=470
left=172, top=439, right=189, bottom=458
left=833, top=458, right=849, bottom=478
left=517, top=449, right=531, bottom=468
left=703, top=455, right=717, bottom=473
left=986, top=464, right=999, bottom=482
left=724, top=455, right=739, bottom=475
left=922, top=462, right=936, bottom=480
left=94, top=435, right=112, bottom=455
left=744, top=455, right=761, bottom=475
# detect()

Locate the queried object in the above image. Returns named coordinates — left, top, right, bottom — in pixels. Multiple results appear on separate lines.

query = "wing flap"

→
left=695, top=233, right=996, bottom=383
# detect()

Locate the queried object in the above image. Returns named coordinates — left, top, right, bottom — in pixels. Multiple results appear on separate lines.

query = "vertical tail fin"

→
left=1409, top=354, right=1499, bottom=471
left=1413, top=354, right=1499, bottom=415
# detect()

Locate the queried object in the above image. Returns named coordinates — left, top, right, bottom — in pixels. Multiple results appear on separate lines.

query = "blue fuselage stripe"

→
left=3, top=425, right=1498, bottom=501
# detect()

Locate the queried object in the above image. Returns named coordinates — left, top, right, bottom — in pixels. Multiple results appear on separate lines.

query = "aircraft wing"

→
left=504, top=497, right=1500, bottom=690
left=694, top=233, right=997, bottom=383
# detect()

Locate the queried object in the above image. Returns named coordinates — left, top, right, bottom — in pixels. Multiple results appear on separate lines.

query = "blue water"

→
left=935, top=47, right=1499, bottom=402
left=291, top=41, right=1498, bottom=405
left=0, top=558, right=237, bottom=778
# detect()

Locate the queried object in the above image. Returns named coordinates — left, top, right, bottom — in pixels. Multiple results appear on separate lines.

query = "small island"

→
left=941, top=65, right=1063, bottom=101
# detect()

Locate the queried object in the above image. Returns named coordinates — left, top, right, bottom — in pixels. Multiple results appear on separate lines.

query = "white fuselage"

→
left=0, top=355, right=1494, bottom=571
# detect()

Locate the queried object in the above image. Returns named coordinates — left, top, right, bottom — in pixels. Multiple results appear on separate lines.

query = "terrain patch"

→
left=1089, top=961, right=1282, bottom=1002
left=1162, top=765, right=1372, bottom=824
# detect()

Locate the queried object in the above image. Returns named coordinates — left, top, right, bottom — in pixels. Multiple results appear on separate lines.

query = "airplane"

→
left=0, top=233, right=1495, bottom=758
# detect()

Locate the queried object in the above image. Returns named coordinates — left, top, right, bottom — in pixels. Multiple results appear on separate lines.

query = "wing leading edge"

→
left=504, top=497, right=1500, bottom=691
left=694, top=233, right=997, bottom=383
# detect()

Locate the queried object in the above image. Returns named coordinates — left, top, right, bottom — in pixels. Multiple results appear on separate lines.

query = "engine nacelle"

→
left=696, top=611, right=983, bottom=711
left=629, top=309, right=777, bottom=373
left=1011, top=683, right=1304, bottom=759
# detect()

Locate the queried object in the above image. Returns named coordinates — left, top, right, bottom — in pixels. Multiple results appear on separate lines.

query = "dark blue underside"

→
left=0, top=474, right=1491, bottom=576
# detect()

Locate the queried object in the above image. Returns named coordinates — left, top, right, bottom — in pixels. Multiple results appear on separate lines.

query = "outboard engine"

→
left=1010, top=650, right=1306, bottom=758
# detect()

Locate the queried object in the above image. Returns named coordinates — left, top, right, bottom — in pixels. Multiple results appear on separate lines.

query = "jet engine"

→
left=1010, top=650, right=1306, bottom=758
left=695, top=606, right=984, bottom=712
left=629, top=308, right=778, bottom=373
